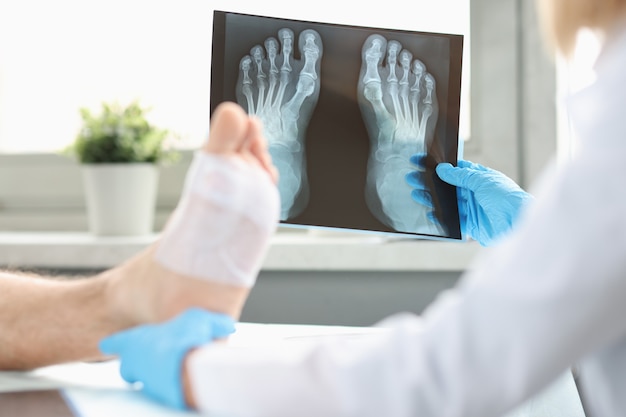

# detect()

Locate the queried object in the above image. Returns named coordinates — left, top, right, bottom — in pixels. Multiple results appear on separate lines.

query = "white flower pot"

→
left=82, top=163, right=159, bottom=236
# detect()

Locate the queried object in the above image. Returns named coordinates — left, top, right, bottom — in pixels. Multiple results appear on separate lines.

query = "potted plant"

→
left=66, top=100, right=174, bottom=236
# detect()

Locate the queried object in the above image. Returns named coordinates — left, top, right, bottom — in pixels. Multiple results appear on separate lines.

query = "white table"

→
left=0, top=323, right=585, bottom=417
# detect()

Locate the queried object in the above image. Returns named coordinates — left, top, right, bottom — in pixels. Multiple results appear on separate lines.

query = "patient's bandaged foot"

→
left=155, top=151, right=280, bottom=288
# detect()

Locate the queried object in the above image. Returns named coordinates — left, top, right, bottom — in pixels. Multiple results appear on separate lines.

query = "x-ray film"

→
left=211, top=10, right=463, bottom=240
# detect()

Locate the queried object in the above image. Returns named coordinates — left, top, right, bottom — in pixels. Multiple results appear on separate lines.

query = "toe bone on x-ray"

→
left=236, top=26, right=323, bottom=221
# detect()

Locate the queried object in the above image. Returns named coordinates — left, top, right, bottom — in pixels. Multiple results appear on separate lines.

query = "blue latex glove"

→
left=99, top=308, right=235, bottom=410
left=406, top=154, right=533, bottom=246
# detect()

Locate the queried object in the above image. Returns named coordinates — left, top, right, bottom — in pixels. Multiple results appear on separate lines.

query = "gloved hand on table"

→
left=99, top=308, right=235, bottom=410
left=406, top=154, right=534, bottom=246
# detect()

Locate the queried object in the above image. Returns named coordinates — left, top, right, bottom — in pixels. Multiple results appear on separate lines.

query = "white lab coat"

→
left=187, top=26, right=626, bottom=417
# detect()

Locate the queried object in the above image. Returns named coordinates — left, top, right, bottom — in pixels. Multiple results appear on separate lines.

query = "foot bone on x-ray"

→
left=236, top=28, right=323, bottom=221
left=358, top=34, right=443, bottom=235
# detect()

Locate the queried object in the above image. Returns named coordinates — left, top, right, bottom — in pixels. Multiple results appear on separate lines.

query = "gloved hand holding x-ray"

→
left=406, top=153, right=534, bottom=246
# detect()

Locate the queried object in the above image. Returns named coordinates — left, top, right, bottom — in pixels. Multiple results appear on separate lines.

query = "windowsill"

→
left=0, top=230, right=483, bottom=272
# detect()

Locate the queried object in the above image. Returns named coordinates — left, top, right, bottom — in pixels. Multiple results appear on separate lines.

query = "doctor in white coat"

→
left=100, top=0, right=626, bottom=415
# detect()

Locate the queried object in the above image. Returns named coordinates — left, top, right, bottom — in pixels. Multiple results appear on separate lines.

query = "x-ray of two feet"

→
left=236, top=29, right=443, bottom=236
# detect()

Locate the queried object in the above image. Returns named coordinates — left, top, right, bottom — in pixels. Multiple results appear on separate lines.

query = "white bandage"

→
left=155, top=151, right=280, bottom=288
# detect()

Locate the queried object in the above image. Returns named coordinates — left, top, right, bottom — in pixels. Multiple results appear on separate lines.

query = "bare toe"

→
left=205, top=102, right=249, bottom=154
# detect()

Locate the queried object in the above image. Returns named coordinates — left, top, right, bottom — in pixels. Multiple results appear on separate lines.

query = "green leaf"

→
left=65, top=100, right=178, bottom=164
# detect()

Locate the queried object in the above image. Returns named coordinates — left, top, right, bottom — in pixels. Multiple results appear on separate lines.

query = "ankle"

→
left=100, top=262, right=148, bottom=329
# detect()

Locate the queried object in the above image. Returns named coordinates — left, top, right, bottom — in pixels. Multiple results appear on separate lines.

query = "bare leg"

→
left=0, top=271, right=118, bottom=370
left=0, top=102, right=279, bottom=370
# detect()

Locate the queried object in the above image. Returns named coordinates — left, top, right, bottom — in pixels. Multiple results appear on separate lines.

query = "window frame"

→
left=464, top=0, right=557, bottom=187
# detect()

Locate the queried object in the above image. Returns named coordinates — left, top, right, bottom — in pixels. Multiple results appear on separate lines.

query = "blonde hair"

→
left=536, top=0, right=626, bottom=56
